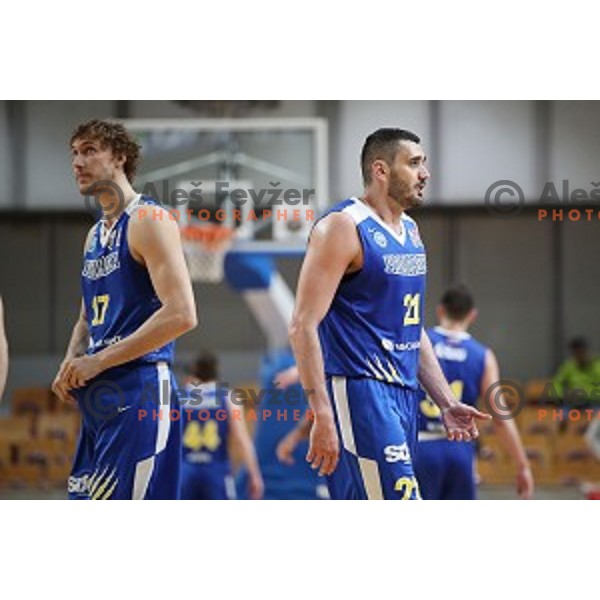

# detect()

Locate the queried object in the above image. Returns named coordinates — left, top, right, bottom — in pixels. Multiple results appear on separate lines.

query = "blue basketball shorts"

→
left=180, top=462, right=237, bottom=500
left=326, top=376, right=421, bottom=500
left=69, top=361, right=182, bottom=500
left=414, top=437, right=476, bottom=500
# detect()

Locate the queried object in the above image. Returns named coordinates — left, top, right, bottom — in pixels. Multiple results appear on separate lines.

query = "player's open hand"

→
left=64, top=355, right=103, bottom=389
left=306, top=414, right=339, bottom=476
left=442, top=403, right=492, bottom=442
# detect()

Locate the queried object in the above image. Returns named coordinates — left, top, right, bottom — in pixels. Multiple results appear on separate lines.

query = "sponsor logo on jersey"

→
left=381, top=338, right=395, bottom=351
left=68, top=474, right=90, bottom=495
left=373, top=230, right=388, bottom=248
left=380, top=339, right=421, bottom=352
left=368, top=227, right=388, bottom=248
left=382, top=253, right=427, bottom=276
left=384, top=443, right=412, bottom=463
left=68, top=469, right=118, bottom=500
left=89, top=335, right=122, bottom=350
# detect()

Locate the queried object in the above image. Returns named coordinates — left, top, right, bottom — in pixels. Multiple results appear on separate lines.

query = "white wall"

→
left=438, top=101, right=538, bottom=203
left=550, top=101, right=600, bottom=194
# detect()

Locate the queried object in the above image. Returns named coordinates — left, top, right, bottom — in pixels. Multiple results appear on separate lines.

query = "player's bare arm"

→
left=481, top=349, right=534, bottom=499
left=0, top=297, right=8, bottom=403
left=53, top=228, right=95, bottom=402
left=52, top=299, right=90, bottom=403
left=418, top=328, right=491, bottom=441
left=64, top=207, right=197, bottom=388
left=276, top=414, right=312, bottom=465
left=289, top=212, right=362, bottom=476
left=226, top=395, right=264, bottom=499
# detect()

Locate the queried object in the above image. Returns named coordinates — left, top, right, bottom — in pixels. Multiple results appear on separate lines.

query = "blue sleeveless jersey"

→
left=81, top=195, right=174, bottom=365
left=181, top=382, right=230, bottom=468
left=418, top=327, right=487, bottom=434
left=318, top=198, right=427, bottom=389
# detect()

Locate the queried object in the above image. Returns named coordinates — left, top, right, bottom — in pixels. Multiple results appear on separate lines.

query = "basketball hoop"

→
left=180, top=223, right=235, bottom=283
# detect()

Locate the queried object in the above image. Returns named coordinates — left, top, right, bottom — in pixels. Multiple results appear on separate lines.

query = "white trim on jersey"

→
left=132, top=362, right=172, bottom=500
left=98, top=193, right=143, bottom=247
left=331, top=376, right=384, bottom=500
left=343, top=197, right=371, bottom=225
left=332, top=376, right=357, bottom=454
left=433, top=326, right=472, bottom=340
left=348, top=197, right=407, bottom=246
left=224, top=475, right=237, bottom=500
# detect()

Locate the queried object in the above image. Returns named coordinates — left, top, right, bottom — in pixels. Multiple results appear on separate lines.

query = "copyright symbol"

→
left=83, top=180, right=125, bottom=222
left=82, top=380, right=126, bottom=421
left=484, top=180, right=524, bottom=219
left=483, top=380, right=525, bottom=421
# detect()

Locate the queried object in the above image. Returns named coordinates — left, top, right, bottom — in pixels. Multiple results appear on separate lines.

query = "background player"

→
left=552, top=337, right=600, bottom=406
left=415, top=285, right=534, bottom=499
left=52, top=119, right=197, bottom=500
left=0, top=297, right=8, bottom=403
left=180, top=351, right=263, bottom=500
left=289, top=128, right=491, bottom=500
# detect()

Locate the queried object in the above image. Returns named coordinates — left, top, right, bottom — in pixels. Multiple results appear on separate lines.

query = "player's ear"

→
left=468, top=308, right=478, bottom=326
left=371, top=159, right=389, bottom=181
left=436, top=304, right=444, bottom=322
left=113, top=151, right=127, bottom=171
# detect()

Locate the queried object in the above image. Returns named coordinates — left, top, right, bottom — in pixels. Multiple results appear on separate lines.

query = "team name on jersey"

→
left=382, top=253, right=427, bottom=276
left=82, top=251, right=120, bottom=280
left=434, top=342, right=468, bottom=362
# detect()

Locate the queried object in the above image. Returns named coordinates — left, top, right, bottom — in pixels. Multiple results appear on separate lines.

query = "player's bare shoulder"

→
left=309, top=211, right=363, bottom=271
left=127, top=202, right=178, bottom=235
left=126, top=201, right=183, bottom=265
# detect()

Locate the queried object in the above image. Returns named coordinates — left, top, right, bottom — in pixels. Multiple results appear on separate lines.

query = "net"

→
left=180, top=223, right=235, bottom=283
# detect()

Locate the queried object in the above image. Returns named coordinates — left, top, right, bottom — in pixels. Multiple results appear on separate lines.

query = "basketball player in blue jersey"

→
left=180, top=352, right=263, bottom=500
left=289, top=128, right=491, bottom=500
left=415, top=286, right=534, bottom=499
left=51, top=119, right=197, bottom=500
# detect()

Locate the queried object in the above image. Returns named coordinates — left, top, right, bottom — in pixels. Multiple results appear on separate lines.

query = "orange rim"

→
left=180, top=224, right=235, bottom=244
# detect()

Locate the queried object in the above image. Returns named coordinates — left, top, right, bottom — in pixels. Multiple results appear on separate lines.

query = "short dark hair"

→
left=361, top=128, right=421, bottom=185
left=192, top=351, right=219, bottom=382
left=569, top=337, right=588, bottom=351
left=440, top=285, right=475, bottom=321
left=70, top=119, right=141, bottom=182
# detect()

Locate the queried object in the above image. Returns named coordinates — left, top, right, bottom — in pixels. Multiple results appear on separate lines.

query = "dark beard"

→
left=405, top=193, right=424, bottom=209
left=389, top=175, right=421, bottom=210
